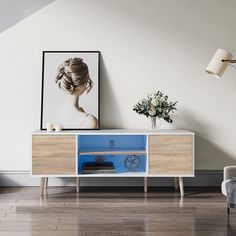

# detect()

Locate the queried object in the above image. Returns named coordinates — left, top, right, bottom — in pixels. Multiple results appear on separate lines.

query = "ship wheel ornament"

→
left=124, top=155, right=141, bottom=171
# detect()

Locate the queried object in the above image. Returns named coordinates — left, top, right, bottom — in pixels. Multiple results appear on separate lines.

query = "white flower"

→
left=149, top=107, right=156, bottom=116
left=151, top=98, right=159, bottom=107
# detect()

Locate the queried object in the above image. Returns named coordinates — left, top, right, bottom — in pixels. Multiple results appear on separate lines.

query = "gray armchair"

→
left=221, top=165, right=236, bottom=213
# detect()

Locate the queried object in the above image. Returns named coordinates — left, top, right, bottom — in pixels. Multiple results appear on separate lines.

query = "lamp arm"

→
left=222, top=59, right=236, bottom=63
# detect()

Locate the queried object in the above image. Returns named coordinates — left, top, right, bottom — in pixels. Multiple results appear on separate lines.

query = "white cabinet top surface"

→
left=32, top=129, right=194, bottom=135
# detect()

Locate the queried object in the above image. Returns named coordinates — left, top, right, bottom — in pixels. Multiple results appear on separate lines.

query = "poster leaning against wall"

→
left=41, top=51, right=100, bottom=130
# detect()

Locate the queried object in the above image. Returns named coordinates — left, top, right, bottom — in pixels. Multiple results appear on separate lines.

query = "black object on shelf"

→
left=81, top=161, right=115, bottom=174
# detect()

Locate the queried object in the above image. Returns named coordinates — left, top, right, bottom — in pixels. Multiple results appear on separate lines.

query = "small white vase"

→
left=150, top=117, right=162, bottom=130
left=46, top=123, right=53, bottom=132
left=55, top=124, right=63, bottom=132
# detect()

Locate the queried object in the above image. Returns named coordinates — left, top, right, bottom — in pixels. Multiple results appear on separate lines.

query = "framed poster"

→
left=40, top=51, right=100, bottom=130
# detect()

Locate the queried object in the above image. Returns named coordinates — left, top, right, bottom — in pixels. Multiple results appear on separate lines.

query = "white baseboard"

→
left=0, top=170, right=223, bottom=187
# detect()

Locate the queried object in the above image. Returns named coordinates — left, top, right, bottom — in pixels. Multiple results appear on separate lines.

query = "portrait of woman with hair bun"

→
left=41, top=51, right=100, bottom=130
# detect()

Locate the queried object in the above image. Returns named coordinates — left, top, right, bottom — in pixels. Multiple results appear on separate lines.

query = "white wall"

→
left=0, top=0, right=236, bottom=173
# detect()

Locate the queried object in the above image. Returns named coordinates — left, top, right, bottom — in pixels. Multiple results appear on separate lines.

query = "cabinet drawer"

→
left=149, top=135, right=193, bottom=175
left=32, top=135, right=76, bottom=175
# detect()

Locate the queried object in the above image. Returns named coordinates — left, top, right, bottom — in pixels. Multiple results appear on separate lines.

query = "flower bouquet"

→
left=133, top=91, right=177, bottom=129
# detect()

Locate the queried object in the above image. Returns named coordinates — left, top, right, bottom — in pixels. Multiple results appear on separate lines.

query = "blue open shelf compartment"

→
left=78, top=134, right=147, bottom=152
left=78, top=154, right=146, bottom=174
left=77, top=135, right=147, bottom=175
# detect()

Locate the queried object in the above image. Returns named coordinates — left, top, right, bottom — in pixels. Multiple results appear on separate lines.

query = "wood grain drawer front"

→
left=149, top=135, right=193, bottom=175
left=32, top=135, right=76, bottom=175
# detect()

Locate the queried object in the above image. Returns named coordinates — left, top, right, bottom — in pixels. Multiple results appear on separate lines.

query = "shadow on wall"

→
left=173, top=110, right=236, bottom=169
left=99, top=55, right=123, bottom=129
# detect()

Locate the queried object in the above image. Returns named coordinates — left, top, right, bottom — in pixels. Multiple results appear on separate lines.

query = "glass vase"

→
left=150, top=117, right=162, bottom=130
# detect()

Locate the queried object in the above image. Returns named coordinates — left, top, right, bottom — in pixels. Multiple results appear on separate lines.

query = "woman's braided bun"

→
left=55, top=58, right=93, bottom=94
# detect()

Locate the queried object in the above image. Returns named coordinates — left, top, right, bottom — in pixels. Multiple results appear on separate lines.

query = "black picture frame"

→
left=40, top=51, right=100, bottom=130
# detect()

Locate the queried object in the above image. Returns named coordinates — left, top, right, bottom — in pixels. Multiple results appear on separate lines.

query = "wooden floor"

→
left=0, top=186, right=235, bottom=236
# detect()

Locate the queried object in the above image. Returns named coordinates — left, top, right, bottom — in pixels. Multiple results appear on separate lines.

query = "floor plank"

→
left=0, top=187, right=235, bottom=236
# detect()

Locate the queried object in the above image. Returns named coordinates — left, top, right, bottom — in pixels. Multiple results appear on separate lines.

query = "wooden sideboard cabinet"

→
left=32, top=129, right=194, bottom=196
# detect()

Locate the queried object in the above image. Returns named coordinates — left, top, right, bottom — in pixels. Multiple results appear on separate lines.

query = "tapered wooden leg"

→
left=76, top=178, right=80, bottom=193
left=44, top=178, right=48, bottom=195
left=174, top=177, right=179, bottom=190
left=178, top=177, right=184, bottom=197
left=40, top=177, right=45, bottom=196
left=144, top=177, right=148, bottom=193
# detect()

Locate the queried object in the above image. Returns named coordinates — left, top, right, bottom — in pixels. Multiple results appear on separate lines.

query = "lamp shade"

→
left=205, top=49, right=233, bottom=78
